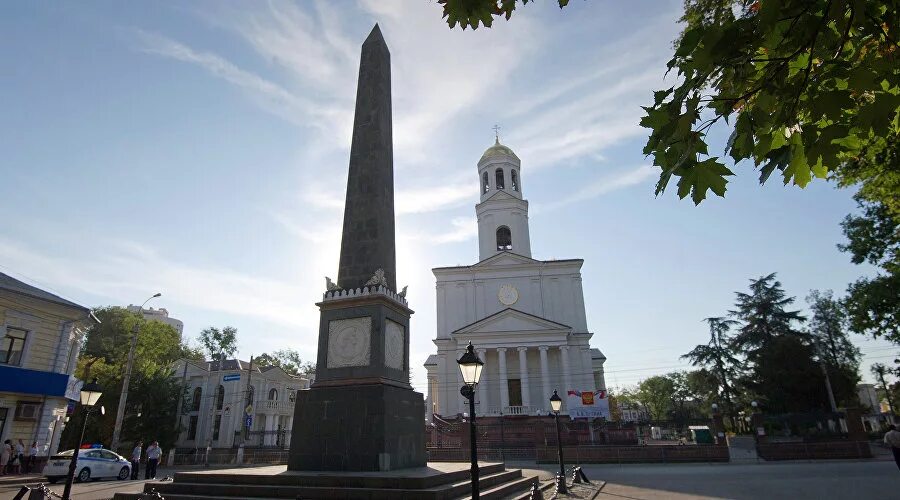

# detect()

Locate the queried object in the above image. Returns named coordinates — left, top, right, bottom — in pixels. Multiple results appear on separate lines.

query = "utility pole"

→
left=111, top=293, right=161, bottom=452
left=242, top=356, right=254, bottom=444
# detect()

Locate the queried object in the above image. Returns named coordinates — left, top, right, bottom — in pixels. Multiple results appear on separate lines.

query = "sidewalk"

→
left=0, top=475, right=47, bottom=488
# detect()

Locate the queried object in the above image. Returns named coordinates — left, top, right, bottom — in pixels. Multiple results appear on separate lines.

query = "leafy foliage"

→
left=438, top=0, right=571, bottom=30
left=619, top=375, right=676, bottom=421
left=729, top=273, right=808, bottom=356
left=745, top=335, right=829, bottom=413
left=198, top=326, right=238, bottom=359
left=839, top=197, right=900, bottom=346
left=682, top=317, right=741, bottom=415
left=61, top=307, right=198, bottom=452
left=255, top=349, right=315, bottom=377
left=872, top=363, right=898, bottom=413
left=644, top=0, right=900, bottom=203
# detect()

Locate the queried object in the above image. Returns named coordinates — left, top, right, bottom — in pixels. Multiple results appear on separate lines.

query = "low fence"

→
left=757, top=441, right=872, bottom=460
left=535, top=445, right=729, bottom=464
left=171, top=447, right=289, bottom=466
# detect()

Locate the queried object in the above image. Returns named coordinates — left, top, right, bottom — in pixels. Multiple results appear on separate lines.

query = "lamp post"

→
left=549, top=390, right=567, bottom=494
left=111, top=293, right=161, bottom=451
left=62, top=378, right=103, bottom=500
left=457, top=342, right=484, bottom=500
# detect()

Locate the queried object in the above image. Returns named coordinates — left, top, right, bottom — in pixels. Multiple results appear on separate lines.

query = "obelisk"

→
left=288, top=25, right=426, bottom=472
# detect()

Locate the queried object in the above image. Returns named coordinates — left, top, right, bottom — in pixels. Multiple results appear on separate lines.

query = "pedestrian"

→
left=145, top=441, right=161, bottom=480
left=0, top=439, right=10, bottom=475
left=130, top=441, right=143, bottom=480
left=14, top=439, right=25, bottom=474
left=885, top=424, right=900, bottom=472
left=27, top=442, right=37, bottom=474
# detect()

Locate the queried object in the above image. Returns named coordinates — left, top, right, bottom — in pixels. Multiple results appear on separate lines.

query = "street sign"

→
left=245, top=415, right=253, bottom=428
left=223, top=374, right=241, bottom=382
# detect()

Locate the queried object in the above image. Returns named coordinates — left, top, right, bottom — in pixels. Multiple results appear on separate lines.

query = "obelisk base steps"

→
left=288, top=383, right=426, bottom=471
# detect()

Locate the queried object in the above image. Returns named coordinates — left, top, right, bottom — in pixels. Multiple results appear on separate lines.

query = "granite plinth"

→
left=288, top=383, right=426, bottom=471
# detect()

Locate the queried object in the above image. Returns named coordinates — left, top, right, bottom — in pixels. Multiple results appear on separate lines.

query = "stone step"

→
left=139, top=469, right=524, bottom=500
left=168, top=463, right=507, bottom=490
left=507, top=479, right=555, bottom=500
left=461, top=475, right=540, bottom=500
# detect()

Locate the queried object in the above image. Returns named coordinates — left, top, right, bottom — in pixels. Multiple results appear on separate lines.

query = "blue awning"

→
left=0, top=365, right=70, bottom=398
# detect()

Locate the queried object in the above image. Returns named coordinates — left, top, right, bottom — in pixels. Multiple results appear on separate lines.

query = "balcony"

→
left=257, top=400, right=294, bottom=414
left=484, top=406, right=545, bottom=416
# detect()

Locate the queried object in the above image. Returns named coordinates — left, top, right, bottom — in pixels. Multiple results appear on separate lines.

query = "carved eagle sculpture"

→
left=399, top=285, right=408, bottom=298
left=325, top=276, right=341, bottom=291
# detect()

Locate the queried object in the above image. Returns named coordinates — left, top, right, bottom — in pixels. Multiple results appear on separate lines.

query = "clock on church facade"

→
left=424, top=137, right=607, bottom=419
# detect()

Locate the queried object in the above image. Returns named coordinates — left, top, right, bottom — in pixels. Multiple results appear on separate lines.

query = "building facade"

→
left=0, top=272, right=98, bottom=456
left=126, top=305, right=183, bottom=337
left=424, top=139, right=606, bottom=419
left=171, top=358, right=310, bottom=450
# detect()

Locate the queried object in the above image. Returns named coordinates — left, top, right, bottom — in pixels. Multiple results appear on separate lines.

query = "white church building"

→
left=424, top=138, right=606, bottom=419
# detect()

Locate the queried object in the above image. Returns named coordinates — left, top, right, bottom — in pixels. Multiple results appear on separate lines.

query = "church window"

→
left=191, top=387, right=202, bottom=411
left=495, top=168, right=505, bottom=190
left=216, top=385, right=224, bottom=410
left=496, top=226, right=512, bottom=251
left=482, top=171, right=489, bottom=193
left=511, top=170, right=519, bottom=191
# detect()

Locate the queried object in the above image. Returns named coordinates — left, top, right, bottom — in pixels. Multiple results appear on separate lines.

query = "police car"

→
left=44, top=447, right=131, bottom=483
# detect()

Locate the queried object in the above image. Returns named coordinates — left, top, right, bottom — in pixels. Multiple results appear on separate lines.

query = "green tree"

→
left=748, top=335, right=829, bottom=413
left=684, top=369, right=721, bottom=417
left=729, top=273, right=807, bottom=357
left=839, top=198, right=900, bottom=348
left=625, top=375, right=677, bottom=421
left=61, top=307, right=198, bottom=452
left=439, top=1, right=900, bottom=204
left=255, top=349, right=316, bottom=377
left=682, top=317, right=740, bottom=416
left=806, top=289, right=861, bottom=406
left=198, top=326, right=238, bottom=360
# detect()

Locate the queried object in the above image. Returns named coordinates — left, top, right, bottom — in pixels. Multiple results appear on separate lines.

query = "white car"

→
left=44, top=448, right=131, bottom=483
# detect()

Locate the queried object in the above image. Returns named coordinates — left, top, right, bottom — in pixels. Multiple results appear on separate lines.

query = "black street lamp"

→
left=457, top=341, right=484, bottom=500
left=62, top=378, right=103, bottom=500
left=550, top=390, right=567, bottom=494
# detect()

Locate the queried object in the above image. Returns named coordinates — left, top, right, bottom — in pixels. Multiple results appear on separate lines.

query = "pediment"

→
left=453, top=308, right=571, bottom=335
left=471, top=251, right=539, bottom=268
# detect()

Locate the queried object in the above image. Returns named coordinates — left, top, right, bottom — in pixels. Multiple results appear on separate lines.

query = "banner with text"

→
left=566, top=389, right=610, bottom=419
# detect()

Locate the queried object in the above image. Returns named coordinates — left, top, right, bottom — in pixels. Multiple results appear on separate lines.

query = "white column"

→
left=476, top=349, right=488, bottom=415
left=264, top=413, right=276, bottom=446
left=517, top=347, right=531, bottom=408
left=455, top=351, right=465, bottom=416
left=559, top=346, right=571, bottom=392
left=497, top=348, right=509, bottom=409
left=539, top=346, right=551, bottom=410
left=582, top=349, right=595, bottom=390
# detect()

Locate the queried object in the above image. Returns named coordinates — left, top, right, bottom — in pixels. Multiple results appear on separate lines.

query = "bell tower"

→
left=476, top=134, right=532, bottom=260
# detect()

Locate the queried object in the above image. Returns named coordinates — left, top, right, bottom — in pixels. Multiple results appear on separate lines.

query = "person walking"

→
left=145, top=441, right=161, bottom=480
left=14, top=440, right=24, bottom=474
left=885, top=424, right=900, bottom=471
left=26, top=442, right=37, bottom=474
left=0, top=440, right=10, bottom=475
left=130, top=441, right=143, bottom=480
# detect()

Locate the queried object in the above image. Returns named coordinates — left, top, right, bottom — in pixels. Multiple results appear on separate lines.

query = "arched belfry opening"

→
left=495, top=168, right=505, bottom=190
left=482, top=171, right=489, bottom=193
left=496, top=226, right=512, bottom=251
left=511, top=169, right=519, bottom=191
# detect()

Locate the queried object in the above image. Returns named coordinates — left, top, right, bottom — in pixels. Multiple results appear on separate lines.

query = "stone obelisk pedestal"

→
left=288, top=24, right=426, bottom=472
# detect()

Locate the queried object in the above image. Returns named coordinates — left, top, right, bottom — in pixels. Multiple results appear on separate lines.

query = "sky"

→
left=1, top=0, right=896, bottom=393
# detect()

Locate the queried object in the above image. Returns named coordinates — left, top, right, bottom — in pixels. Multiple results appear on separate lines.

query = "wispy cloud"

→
left=0, top=236, right=318, bottom=331
left=534, top=165, right=656, bottom=213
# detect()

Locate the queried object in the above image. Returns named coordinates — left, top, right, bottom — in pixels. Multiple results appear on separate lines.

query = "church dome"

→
left=480, top=138, right=519, bottom=162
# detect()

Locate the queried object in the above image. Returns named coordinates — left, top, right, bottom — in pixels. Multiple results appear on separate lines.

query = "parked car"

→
left=44, top=448, right=131, bottom=483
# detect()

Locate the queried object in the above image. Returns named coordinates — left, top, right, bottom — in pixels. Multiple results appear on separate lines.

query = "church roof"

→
left=452, top=307, right=572, bottom=335
left=479, top=138, right=519, bottom=162
left=433, top=251, right=582, bottom=272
